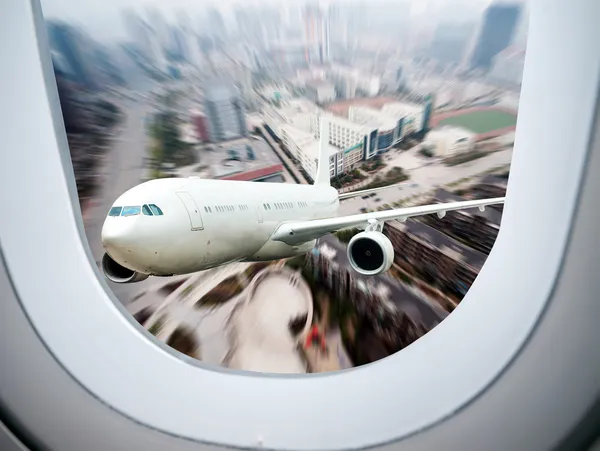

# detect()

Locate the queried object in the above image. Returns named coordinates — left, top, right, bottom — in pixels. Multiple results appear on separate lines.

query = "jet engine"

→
left=347, top=231, right=395, bottom=276
left=101, top=253, right=149, bottom=284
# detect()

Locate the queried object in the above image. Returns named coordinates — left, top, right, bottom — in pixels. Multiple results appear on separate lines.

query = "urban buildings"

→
left=303, top=3, right=330, bottom=64
left=262, top=95, right=431, bottom=180
left=305, top=80, right=336, bottom=104
left=490, top=47, right=527, bottom=86
left=428, top=22, right=477, bottom=66
left=329, top=65, right=381, bottom=99
left=122, top=10, right=168, bottom=73
left=420, top=188, right=502, bottom=254
left=46, top=21, right=100, bottom=89
left=202, top=81, right=248, bottom=143
left=423, top=126, right=475, bottom=157
left=470, top=3, right=522, bottom=71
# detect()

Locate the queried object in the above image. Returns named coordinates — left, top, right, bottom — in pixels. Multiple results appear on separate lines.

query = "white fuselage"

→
left=101, top=178, right=340, bottom=276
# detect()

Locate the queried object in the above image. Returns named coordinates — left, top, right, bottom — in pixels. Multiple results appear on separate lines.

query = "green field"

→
left=438, top=110, right=517, bottom=134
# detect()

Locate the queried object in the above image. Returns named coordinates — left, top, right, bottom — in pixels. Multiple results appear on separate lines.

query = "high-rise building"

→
left=303, top=4, right=329, bottom=64
left=206, top=8, right=227, bottom=42
left=203, top=82, right=247, bottom=143
left=470, top=4, right=522, bottom=71
left=146, top=8, right=170, bottom=52
left=122, top=10, right=167, bottom=73
left=429, top=22, right=476, bottom=66
left=46, top=21, right=99, bottom=89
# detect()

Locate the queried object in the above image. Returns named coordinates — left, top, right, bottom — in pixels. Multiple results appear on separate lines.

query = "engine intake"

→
left=347, top=231, right=395, bottom=276
left=101, top=253, right=149, bottom=284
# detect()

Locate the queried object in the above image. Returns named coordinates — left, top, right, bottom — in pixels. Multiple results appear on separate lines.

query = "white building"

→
left=381, top=102, right=425, bottom=135
left=262, top=99, right=317, bottom=136
left=262, top=97, right=430, bottom=178
left=305, top=80, right=337, bottom=104
left=313, top=114, right=376, bottom=160
left=423, top=126, right=475, bottom=157
left=349, top=106, right=404, bottom=151
left=279, top=125, right=340, bottom=180
left=329, top=65, right=381, bottom=99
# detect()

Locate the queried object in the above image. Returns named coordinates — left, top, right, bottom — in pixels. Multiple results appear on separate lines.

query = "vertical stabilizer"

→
left=314, top=116, right=331, bottom=186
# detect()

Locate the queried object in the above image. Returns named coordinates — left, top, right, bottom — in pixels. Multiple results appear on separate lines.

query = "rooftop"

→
left=326, top=96, right=398, bottom=118
left=433, top=188, right=503, bottom=226
left=315, top=235, right=446, bottom=327
left=428, top=125, right=476, bottom=139
left=220, top=164, right=284, bottom=181
left=349, top=106, right=400, bottom=131
left=305, top=79, right=334, bottom=88
left=204, top=82, right=239, bottom=102
left=391, top=220, right=489, bottom=270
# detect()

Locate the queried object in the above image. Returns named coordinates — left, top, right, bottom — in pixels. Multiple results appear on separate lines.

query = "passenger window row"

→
left=205, top=204, right=250, bottom=214
left=108, top=204, right=163, bottom=217
left=262, top=201, right=310, bottom=211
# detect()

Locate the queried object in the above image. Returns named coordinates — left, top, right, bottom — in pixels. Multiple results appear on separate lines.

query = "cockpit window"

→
left=108, top=206, right=122, bottom=217
left=142, top=205, right=153, bottom=216
left=149, top=204, right=163, bottom=216
left=121, top=206, right=141, bottom=216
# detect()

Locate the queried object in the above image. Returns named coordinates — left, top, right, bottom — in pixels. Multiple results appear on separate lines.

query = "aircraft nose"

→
left=101, top=217, right=135, bottom=251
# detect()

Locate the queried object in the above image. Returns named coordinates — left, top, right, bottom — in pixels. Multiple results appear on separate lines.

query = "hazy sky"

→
left=40, top=0, right=512, bottom=43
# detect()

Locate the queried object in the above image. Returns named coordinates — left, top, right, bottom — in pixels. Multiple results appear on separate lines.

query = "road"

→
left=337, top=147, right=512, bottom=216
left=258, top=125, right=309, bottom=185
left=83, top=97, right=155, bottom=304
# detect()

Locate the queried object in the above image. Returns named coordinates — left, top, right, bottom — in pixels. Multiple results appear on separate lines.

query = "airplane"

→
left=100, top=118, right=505, bottom=283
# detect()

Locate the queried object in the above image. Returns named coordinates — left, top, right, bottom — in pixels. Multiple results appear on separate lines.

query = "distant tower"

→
left=421, top=95, right=434, bottom=135
left=303, top=4, right=329, bottom=65
left=470, top=4, right=522, bottom=71
left=203, top=81, right=247, bottom=143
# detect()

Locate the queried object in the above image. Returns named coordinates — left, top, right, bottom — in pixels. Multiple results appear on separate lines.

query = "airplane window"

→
left=108, top=206, right=122, bottom=217
left=121, top=206, right=141, bottom=216
left=149, top=204, right=163, bottom=216
left=49, top=0, right=520, bottom=378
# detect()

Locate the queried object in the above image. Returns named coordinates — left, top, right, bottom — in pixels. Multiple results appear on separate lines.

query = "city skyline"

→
left=41, top=0, right=522, bottom=43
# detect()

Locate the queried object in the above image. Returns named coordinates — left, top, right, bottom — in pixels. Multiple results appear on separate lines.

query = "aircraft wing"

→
left=270, top=197, right=506, bottom=246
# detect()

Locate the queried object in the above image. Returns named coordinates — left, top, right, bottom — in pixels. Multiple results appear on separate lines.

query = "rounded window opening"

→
left=52, top=0, right=520, bottom=374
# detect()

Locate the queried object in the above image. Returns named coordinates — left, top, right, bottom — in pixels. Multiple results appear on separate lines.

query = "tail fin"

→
left=314, top=116, right=331, bottom=186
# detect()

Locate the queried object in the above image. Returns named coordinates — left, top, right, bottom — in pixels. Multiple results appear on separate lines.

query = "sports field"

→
left=435, top=109, right=518, bottom=134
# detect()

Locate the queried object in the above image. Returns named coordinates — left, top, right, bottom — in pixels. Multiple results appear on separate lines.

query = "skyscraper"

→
left=429, top=22, right=476, bottom=66
left=46, top=21, right=98, bottom=89
left=303, top=4, right=329, bottom=64
left=122, top=10, right=167, bottom=73
left=470, top=4, right=522, bottom=71
left=203, top=82, right=247, bottom=143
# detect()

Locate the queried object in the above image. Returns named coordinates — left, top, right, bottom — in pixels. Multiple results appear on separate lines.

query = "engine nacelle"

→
left=347, top=231, right=395, bottom=276
left=101, top=253, right=149, bottom=284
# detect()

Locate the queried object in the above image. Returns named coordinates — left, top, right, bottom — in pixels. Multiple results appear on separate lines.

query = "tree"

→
left=166, top=327, right=199, bottom=359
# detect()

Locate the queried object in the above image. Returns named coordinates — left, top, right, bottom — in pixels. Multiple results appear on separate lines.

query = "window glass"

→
left=121, top=206, right=141, bottom=216
left=52, top=0, right=520, bottom=374
left=149, top=204, right=163, bottom=215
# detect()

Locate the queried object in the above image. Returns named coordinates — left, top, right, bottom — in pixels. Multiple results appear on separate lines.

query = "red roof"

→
left=220, top=164, right=284, bottom=182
